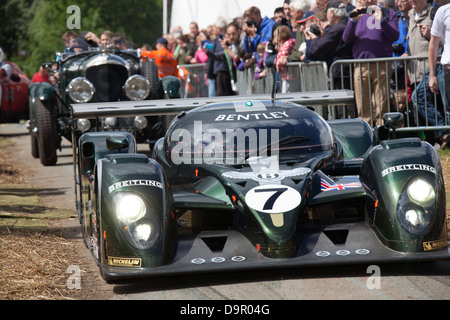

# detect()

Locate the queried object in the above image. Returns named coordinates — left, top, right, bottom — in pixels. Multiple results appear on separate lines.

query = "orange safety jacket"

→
left=141, top=48, right=179, bottom=78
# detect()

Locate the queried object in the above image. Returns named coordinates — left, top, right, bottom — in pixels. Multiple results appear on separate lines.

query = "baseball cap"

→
left=155, top=37, right=168, bottom=45
left=297, top=11, right=314, bottom=24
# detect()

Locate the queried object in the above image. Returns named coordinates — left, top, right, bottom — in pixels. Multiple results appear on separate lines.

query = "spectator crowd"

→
left=29, top=0, right=450, bottom=148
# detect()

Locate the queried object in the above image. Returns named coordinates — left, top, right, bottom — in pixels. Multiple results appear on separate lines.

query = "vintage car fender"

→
left=28, top=82, right=55, bottom=120
left=360, top=137, right=447, bottom=253
left=95, top=152, right=177, bottom=271
left=1, top=61, right=30, bottom=122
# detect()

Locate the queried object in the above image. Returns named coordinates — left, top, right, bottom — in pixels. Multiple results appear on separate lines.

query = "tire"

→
left=30, top=133, right=39, bottom=158
left=35, top=98, right=58, bottom=166
left=141, top=58, right=162, bottom=99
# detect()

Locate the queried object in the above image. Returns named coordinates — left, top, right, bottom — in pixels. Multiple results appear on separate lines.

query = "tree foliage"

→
left=1, top=0, right=163, bottom=76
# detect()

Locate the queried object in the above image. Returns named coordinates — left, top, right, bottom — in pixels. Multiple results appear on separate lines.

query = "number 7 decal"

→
left=245, top=185, right=301, bottom=213
left=255, top=187, right=288, bottom=210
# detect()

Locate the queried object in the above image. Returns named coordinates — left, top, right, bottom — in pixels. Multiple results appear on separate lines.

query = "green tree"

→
left=94, top=0, right=163, bottom=47
left=0, top=0, right=33, bottom=60
left=15, top=0, right=163, bottom=75
left=24, top=0, right=102, bottom=75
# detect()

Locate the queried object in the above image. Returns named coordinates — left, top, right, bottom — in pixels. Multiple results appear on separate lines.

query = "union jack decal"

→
left=321, top=178, right=362, bottom=192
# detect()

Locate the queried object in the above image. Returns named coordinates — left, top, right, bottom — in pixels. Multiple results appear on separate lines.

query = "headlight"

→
left=67, top=77, right=95, bottom=103
left=76, top=119, right=91, bottom=133
left=407, top=179, right=435, bottom=205
left=134, top=116, right=148, bottom=130
left=112, top=192, right=162, bottom=250
left=124, top=75, right=150, bottom=101
left=405, top=210, right=422, bottom=227
left=134, top=224, right=152, bottom=241
left=104, top=117, right=118, bottom=129
left=397, top=177, right=435, bottom=235
left=116, top=194, right=146, bottom=223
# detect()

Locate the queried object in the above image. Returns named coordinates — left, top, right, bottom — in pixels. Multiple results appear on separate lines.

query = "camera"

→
left=309, top=24, right=321, bottom=37
left=392, top=43, right=405, bottom=56
left=246, top=19, right=256, bottom=28
left=349, top=7, right=367, bottom=18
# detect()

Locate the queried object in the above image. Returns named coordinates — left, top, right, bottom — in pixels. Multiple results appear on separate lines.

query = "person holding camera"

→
left=305, top=0, right=354, bottom=117
left=392, top=0, right=411, bottom=57
left=205, top=22, right=240, bottom=96
left=287, top=0, right=313, bottom=62
left=242, top=6, right=275, bottom=55
left=342, top=0, right=399, bottom=126
left=407, top=0, right=433, bottom=84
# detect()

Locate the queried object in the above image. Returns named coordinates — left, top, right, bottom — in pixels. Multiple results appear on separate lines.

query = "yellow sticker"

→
left=108, top=256, right=142, bottom=267
left=423, top=238, right=448, bottom=251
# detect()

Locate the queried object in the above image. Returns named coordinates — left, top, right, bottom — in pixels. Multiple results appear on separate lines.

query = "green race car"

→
left=72, top=92, right=449, bottom=281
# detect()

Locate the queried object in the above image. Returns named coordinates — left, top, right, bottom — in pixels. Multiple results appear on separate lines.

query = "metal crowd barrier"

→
left=330, top=55, right=450, bottom=134
left=178, top=61, right=329, bottom=97
left=178, top=56, right=450, bottom=136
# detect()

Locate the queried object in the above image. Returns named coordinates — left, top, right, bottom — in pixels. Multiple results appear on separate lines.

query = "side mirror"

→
left=106, top=135, right=129, bottom=152
left=383, top=112, right=404, bottom=139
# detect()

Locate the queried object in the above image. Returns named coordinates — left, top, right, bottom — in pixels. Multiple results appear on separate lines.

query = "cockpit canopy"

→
left=165, top=101, right=335, bottom=165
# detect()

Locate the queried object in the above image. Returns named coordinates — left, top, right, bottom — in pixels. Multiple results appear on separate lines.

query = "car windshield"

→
left=168, top=106, right=334, bottom=165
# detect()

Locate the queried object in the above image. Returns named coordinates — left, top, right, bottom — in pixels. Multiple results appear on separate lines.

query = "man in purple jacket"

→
left=343, top=0, right=399, bottom=126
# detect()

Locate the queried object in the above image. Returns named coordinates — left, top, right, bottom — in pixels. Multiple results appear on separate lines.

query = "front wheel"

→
left=30, top=133, right=39, bottom=159
left=35, top=98, right=58, bottom=166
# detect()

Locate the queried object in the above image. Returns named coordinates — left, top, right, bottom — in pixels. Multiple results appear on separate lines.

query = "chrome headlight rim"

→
left=104, top=117, right=119, bottom=129
left=123, top=74, right=150, bottom=101
left=67, top=77, right=95, bottom=103
left=76, top=118, right=91, bottom=133
left=134, top=116, right=148, bottom=130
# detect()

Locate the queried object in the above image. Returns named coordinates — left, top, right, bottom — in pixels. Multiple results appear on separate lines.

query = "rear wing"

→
left=70, top=90, right=354, bottom=119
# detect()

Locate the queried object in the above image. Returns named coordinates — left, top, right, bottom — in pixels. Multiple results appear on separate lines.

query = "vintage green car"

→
left=28, top=45, right=179, bottom=166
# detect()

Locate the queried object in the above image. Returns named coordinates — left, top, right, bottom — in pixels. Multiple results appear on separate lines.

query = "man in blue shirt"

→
left=392, top=0, right=411, bottom=57
left=242, top=6, right=275, bottom=54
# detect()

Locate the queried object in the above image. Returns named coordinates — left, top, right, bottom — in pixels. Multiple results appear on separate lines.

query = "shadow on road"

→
left=110, top=260, right=450, bottom=295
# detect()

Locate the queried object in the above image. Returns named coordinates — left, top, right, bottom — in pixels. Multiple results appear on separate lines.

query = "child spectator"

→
left=254, top=42, right=268, bottom=79
left=274, top=25, right=296, bottom=92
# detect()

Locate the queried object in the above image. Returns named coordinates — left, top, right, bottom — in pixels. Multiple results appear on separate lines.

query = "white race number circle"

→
left=245, top=184, right=301, bottom=213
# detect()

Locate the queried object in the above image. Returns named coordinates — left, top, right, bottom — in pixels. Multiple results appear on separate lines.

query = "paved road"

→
left=2, top=123, right=449, bottom=301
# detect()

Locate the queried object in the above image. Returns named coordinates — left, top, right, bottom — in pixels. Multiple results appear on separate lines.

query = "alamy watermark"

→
left=66, top=5, right=81, bottom=30
left=170, top=121, right=280, bottom=165
left=366, top=265, right=381, bottom=290
left=66, top=265, right=81, bottom=290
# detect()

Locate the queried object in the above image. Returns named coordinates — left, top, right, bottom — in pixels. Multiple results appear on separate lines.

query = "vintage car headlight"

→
left=113, top=192, right=161, bottom=250
left=104, top=117, right=118, bottom=129
left=124, top=75, right=150, bottom=101
left=67, top=77, right=95, bottom=103
left=397, top=177, right=435, bottom=235
left=134, top=116, right=148, bottom=130
left=76, top=119, right=91, bottom=133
